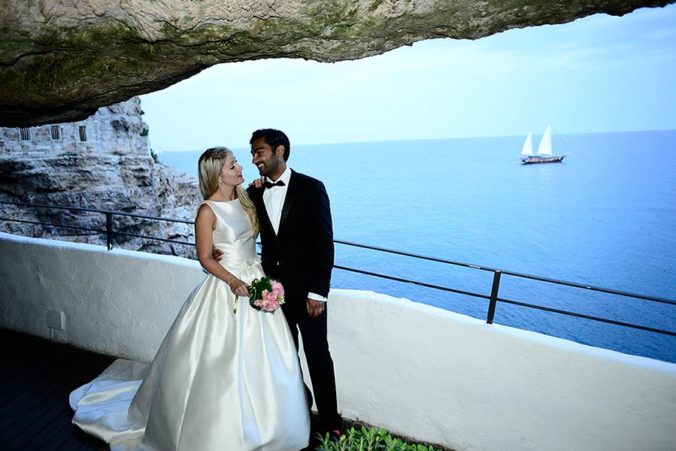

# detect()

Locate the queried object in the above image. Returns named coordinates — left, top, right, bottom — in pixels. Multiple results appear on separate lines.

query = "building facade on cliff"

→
left=0, top=97, right=151, bottom=156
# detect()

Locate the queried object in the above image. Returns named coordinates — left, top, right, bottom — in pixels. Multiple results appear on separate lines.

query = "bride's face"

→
left=219, top=154, right=244, bottom=187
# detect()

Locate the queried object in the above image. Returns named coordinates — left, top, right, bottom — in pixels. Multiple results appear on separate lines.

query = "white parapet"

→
left=1, top=232, right=675, bottom=451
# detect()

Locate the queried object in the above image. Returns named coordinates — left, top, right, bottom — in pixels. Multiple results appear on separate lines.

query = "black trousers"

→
left=282, top=297, right=342, bottom=431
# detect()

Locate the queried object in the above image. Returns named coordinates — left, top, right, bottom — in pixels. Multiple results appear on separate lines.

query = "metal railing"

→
left=332, top=240, right=676, bottom=337
left=2, top=200, right=675, bottom=339
left=0, top=200, right=195, bottom=250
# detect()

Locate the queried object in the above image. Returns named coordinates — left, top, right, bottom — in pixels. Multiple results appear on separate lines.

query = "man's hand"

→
left=306, top=299, right=325, bottom=318
left=212, top=248, right=224, bottom=261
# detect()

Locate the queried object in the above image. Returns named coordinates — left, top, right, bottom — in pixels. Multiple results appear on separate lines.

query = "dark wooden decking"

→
left=1, top=329, right=114, bottom=451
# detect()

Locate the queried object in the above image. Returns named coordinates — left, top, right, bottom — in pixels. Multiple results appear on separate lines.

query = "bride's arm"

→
left=195, top=204, right=249, bottom=296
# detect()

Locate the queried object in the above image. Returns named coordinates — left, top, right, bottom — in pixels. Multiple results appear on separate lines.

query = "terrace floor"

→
left=1, top=329, right=113, bottom=451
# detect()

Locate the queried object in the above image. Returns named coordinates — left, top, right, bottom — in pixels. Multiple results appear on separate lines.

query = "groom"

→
left=246, top=128, right=342, bottom=436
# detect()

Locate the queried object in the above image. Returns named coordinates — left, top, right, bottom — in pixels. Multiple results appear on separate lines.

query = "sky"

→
left=140, top=4, right=676, bottom=151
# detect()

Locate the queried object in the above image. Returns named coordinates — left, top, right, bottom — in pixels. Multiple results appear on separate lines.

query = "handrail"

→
left=2, top=200, right=675, bottom=339
left=334, top=239, right=676, bottom=306
left=0, top=200, right=194, bottom=224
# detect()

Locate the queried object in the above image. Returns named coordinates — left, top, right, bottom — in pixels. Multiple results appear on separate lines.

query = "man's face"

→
left=251, top=137, right=284, bottom=178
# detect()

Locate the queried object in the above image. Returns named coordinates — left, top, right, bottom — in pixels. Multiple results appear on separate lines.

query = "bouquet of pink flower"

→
left=233, top=276, right=285, bottom=314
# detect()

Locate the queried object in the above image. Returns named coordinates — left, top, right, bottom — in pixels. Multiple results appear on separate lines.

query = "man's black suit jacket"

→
left=247, top=170, right=334, bottom=302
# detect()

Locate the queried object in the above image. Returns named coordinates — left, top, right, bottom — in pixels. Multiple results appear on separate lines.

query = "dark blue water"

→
left=159, top=130, right=676, bottom=363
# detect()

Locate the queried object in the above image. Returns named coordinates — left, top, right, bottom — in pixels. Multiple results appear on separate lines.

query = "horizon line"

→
left=155, top=127, right=676, bottom=153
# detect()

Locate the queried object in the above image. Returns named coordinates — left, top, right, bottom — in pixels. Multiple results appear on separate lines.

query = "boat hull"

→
left=521, top=155, right=565, bottom=165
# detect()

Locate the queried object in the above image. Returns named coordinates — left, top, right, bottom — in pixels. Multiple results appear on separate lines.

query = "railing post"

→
left=487, top=270, right=501, bottom=324
left=105, top=212, right=113, bottom=250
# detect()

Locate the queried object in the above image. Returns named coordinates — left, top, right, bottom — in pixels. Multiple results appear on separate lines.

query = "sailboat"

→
left=521, top=126, right=565, bottom=164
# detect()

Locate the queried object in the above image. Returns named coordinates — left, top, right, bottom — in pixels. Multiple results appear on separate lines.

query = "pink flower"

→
left=243, top=277, right=285, bottom=313
left=262, top=290, right=276, bottom=303
left=271, top=280, right=284, bottom=297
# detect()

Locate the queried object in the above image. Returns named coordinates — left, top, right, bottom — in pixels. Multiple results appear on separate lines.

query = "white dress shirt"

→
left=264, top=167, right=327, bottom=302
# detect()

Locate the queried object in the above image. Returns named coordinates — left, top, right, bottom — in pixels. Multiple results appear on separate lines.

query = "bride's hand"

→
left=229, top=278, right=249, bottom=297
left=248, top=177, right=265, bottom=189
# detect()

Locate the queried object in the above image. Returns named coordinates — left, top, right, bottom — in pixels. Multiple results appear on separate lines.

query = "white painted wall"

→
left=0, top=232, right=204, bottom=362
left=1, top=232, right=675, bottom=451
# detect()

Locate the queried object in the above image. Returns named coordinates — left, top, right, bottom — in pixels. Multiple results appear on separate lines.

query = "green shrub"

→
left=316, top=425, right=442, bottom=451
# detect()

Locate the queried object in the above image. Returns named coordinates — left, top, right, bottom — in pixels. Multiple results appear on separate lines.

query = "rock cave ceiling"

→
left=0, top=0, right=673, bottom=127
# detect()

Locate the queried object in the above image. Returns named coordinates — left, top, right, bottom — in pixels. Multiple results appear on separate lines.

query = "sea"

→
left=158, top=130, right=676, bottom=363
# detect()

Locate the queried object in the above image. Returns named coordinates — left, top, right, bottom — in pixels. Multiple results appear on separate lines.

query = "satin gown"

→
left=69, top=199, right=310, bottom=451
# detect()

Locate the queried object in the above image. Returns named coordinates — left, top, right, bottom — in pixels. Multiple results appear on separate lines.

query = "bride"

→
left=70, top=147, right=310, bottom=450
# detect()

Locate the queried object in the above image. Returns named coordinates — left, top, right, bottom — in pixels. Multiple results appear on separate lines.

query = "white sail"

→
left=520, top=132, right=533, bottom=156
left=537, top=125, right=553, bottom=156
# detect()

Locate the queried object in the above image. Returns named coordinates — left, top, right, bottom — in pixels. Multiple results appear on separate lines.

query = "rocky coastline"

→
left=0, top=97, right=201, bottom=258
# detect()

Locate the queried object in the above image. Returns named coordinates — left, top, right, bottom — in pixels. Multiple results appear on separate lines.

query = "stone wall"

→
left=1, top=97, right=149, bottom=155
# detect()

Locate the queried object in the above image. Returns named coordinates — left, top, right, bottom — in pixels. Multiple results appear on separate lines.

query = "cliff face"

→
left=0, top=98, right=201, bottom=257
left=1, top=0, right=672, bottom=126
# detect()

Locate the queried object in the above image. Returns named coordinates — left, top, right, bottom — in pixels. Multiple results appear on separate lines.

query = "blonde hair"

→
left=198, top=147, right=260, bottom=235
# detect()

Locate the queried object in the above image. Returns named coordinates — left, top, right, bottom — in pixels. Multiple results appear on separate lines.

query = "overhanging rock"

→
left=0, top=0, right=673, bottom=126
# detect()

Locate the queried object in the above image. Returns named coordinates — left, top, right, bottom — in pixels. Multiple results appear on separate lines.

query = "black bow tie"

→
left=264, top=180, right=286, bottom=189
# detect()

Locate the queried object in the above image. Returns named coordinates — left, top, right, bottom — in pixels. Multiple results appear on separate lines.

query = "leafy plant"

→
left=316, top=425, right=442, bottom=451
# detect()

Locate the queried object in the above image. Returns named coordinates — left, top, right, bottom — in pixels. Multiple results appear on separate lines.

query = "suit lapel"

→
left=278, top=170, right=298, bottom=235
left=252, top=188, right=275, bottom=235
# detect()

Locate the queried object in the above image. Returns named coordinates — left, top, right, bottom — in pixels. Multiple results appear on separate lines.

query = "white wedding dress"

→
left=70, top=199, right=310, bottom=451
